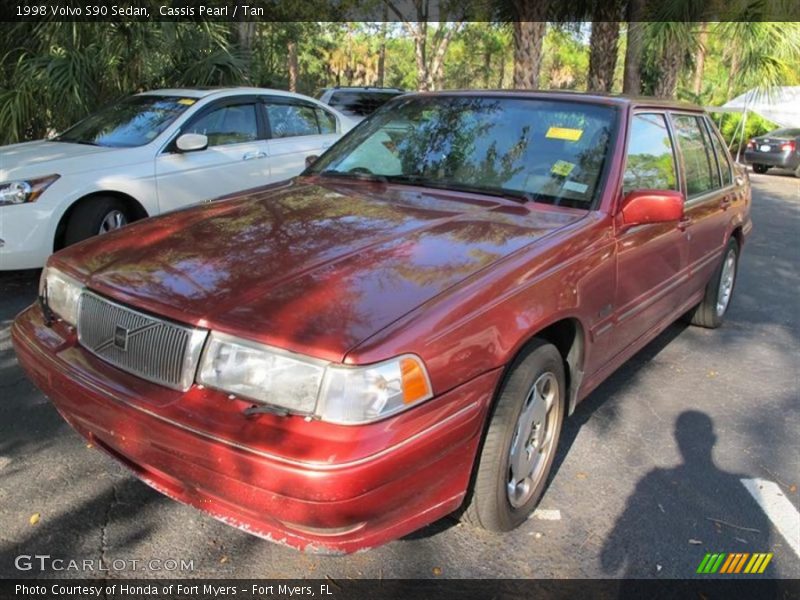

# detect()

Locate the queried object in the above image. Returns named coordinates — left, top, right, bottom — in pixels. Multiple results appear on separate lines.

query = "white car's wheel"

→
left=63, top=197, right=132, bottom=247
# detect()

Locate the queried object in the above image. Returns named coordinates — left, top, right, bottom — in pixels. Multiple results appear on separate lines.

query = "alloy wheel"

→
left=507, top=371, right=559, bottom=508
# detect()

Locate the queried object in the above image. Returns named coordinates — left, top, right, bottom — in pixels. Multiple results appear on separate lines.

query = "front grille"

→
left=77, top=292, right=208, bottom=391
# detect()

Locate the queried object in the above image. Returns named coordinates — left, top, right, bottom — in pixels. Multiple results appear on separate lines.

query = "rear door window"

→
left=315, top=107, right=337, bottom=134
left=671, top=115, right=719, bottom=197
left=623, top=113, right=679, bottom=194
left=266, top=102, right=320, bottom=138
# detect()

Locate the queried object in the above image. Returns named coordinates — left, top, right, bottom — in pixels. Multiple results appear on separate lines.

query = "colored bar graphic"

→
left=698, top=552, right=773, bottom=574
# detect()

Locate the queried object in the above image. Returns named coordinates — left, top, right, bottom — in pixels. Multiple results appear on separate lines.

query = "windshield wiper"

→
left=319, top=170, right=388, bottom=183
left=382, top=175, right=537, bottom=204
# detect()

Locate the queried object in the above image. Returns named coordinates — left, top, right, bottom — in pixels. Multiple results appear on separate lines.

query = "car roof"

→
left=137, top=87, right=325, bottom=101
left=410, top=89, right=705, bottom=112
left=324, top=87, right=404, bottom=92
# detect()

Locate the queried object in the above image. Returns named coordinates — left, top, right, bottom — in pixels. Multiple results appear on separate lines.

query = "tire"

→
left=687, top=238, right=739, bottom=329
left=464, top=339, right=565, bottom=531
left=63, top=196, right=131, bottom=247
left=752, top=164, right=769, bottom=174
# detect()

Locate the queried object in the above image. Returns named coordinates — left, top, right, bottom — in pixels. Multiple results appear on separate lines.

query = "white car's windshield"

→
left=310, top=95, right=618, bottom=209
left=54, top=95, right=195, bottom=148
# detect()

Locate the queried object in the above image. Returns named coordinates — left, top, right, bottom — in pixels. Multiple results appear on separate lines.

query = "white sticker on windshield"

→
left=563, top=181, right=589, bottom=194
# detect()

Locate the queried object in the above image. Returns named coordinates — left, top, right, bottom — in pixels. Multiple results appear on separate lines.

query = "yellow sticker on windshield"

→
left=177, top=98, right=196, bottom=106
left=551, top=160, right=575, bottom=177
left=546, top=127, right=583, bottom=141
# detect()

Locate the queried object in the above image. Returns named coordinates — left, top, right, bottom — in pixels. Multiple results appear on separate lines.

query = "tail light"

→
left=780, top=141, right=796, bottom=152
left=746, top=139, right=755, bottom=149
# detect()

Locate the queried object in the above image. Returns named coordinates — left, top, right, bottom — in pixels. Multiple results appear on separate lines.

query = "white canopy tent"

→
left=707, top=86, right=800, bottom=162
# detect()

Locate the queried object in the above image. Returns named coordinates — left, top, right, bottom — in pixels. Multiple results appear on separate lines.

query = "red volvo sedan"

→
left=13, top=92, right=752, bottom=554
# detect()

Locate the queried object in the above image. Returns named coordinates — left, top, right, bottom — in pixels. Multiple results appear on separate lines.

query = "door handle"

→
left=720, top=196, right=732, bottom=210
left=677, top=216, right=693, bottom=231
left=243, top=151, right=267, bottom=161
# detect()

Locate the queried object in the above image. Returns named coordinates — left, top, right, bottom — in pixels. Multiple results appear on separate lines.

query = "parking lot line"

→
left=741, top=478, right=800, bottom=558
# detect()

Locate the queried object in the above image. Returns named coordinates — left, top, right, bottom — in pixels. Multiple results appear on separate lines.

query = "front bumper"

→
left=12, top=304, right=500, bottom=553
left=0, top=204, right=55, bottom=270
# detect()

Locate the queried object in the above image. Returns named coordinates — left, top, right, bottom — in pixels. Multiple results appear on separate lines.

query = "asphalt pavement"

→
left=0, top=172, right=798, bottom=580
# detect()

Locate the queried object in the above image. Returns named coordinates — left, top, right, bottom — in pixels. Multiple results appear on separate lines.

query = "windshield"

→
left=310, top=95, right=617, bottom=208
left=54, top=95, right=195, bottom=148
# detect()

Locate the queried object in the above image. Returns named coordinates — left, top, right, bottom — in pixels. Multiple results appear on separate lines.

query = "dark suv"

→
left=317, top=86, right=404, bottom=122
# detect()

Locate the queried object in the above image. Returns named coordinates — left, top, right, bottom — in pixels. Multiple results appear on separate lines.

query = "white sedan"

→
left=0, top=87, right=354, bottom=270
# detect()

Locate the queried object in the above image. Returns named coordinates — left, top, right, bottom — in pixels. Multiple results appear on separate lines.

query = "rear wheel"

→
left=63, top=196, right=132, bottom=247
left=687, top=238, right=739, bottom=329
left=752, top=164, right=769, bottom=174
left=464, top=339, right=565, bottom=531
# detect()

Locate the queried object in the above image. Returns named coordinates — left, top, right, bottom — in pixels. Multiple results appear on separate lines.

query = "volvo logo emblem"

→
left=113, top=325, right=130, bottom=351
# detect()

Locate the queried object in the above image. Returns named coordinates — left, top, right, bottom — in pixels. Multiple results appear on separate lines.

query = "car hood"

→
left=0, top=140, right=119, bottom=180
left=55, top=179, right=584, bottom=362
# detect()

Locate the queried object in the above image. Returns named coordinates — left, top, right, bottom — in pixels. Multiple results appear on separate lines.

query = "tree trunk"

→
left=622, top=0, right=645, bottom=94
left=588, top=21, right=621, bottom=93
left=498, top=53, right=506, bottom=88
left=428, top=25, right=459, bottom=91
left=483, top=48, right=492, bottom=88
left=692, top=22, right=709, bottom=96
left=287, top=40, right=298, bottom=92
left=513, top=21, right=546, bottom=89
left=377, top=19, right=387, bottom=87
left=653, top=34, right=681, bottom=98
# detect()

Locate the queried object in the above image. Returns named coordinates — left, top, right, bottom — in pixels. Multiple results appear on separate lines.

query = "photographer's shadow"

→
left=600, top=410, right=775, bottom=581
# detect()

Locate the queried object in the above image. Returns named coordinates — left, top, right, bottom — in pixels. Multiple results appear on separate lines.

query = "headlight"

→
left=197, top=332, right=433, bottom=424
left=197, top=333, right=327, bottom=414
left=0, top=174, right=59, bottom=206
left=40, top=267, right=84, bottom=326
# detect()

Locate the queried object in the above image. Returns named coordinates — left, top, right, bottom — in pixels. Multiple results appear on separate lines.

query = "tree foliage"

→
left=0, top=18, right=797, bottom=145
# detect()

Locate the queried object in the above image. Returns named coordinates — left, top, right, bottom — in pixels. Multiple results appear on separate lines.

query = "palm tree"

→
left=496, top=0, right=551, bottom=89
left=716, top=21, right=800, bottom=97
left=622, top=0, right=646, bottom=94
left=0, top=22, right=246, bottom=145
left=587, top=21, right=621, bottom=92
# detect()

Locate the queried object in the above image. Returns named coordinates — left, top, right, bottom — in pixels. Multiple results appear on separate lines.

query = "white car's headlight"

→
left=197, top=332, right=433, bottom=424
left=39, top=267, right=84, bottom=326
left=0, top=174, right=59, bottom=206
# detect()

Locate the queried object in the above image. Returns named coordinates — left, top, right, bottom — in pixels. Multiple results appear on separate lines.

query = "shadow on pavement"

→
left=600, top=410, right=776, bottom=583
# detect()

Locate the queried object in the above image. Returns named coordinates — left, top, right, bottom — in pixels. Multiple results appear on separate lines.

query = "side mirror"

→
left=620, top=190, right=684, bottom=227
left=176, top=133, right=208, bottom=153
left=305, top=154, right=319, bottom=169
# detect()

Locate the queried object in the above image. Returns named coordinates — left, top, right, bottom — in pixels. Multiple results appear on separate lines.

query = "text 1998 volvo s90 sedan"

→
left=13, top=91, right=751, bottom=554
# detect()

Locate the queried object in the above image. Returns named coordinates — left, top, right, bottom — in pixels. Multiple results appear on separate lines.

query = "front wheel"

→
left=63, top=196, right=132, bottom=247
left=688, top=238, right=739, bottom=329
left=752, top=164, right=769, bottom=174
left=463, top=340, right=565, bottom=531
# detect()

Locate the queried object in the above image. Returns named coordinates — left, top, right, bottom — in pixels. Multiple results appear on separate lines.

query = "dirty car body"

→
left=13, top=91, right=752, bottom=553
